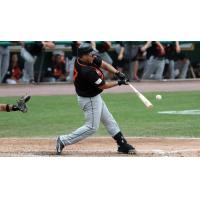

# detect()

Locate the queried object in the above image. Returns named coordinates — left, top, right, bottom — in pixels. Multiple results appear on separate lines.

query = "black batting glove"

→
left=118, top=78, right=129, bottom=86
left=115, top=71, right=126, bottom=80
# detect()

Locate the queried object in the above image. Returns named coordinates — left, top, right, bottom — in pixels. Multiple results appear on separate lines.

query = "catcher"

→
left=0, top=95, right=31, bottom=113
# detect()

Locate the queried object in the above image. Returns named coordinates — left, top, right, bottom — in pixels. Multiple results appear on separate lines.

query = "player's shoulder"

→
left=92, top=55, right=102, bottom=68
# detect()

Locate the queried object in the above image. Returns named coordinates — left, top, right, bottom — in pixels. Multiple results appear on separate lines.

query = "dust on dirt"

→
left=1, top=137, right=200, bottom=157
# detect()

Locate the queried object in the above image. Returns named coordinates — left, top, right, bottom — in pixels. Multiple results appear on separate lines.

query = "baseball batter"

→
left=0, top=95, right=31, bottom=113
left=56, top=43, right=136, bottom=155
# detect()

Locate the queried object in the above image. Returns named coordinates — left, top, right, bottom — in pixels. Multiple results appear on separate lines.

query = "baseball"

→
left=156, top=95, right=162, bottom=100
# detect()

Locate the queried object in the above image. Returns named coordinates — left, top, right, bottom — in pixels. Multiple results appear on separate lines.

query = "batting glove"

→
left=115, top=71, right=126, bottom=80
left=118, top=78, right=129, bottom=86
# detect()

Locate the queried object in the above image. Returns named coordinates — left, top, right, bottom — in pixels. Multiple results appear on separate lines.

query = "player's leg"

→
left=57, top=95, right=103, bottom=154
left=20, top=48, right=35, bottom=83
left=20, top=47, right=35, bottom=63
left=0, top=47, right=10, bottom=83
left=0, top=47, right=3, bottom=82
left=67, top=56, right=76, bottom=82
left=178, top=59, right=190, bottom=79
left=100, top=99, right=136, bottom=154
left=138, top=60, right=147, bottom=79
left=128, top=61, right=134, bottom=81
left=169, top=60, right=175, bottom=79
left=23, top=57, right=36, bottom=83
left=133, top=60, right=140, bottom=81
left=142, top=57, right=156, bottom=79
left=100, top=99, right=120, bottom=136
left=154, top=59, right=165, bottom=80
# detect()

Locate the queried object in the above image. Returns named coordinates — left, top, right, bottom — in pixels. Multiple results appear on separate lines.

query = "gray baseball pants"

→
left=142, top=56, right=165, bottom=80
left=20, top=47, right=36, bottom=82
left=60, top=94, right=120, bottom=145
left=67, top=56, right=76, bottom=82
left=169, top=59, right=190, bottom=79
left=0, top=46, right=10, bottom=83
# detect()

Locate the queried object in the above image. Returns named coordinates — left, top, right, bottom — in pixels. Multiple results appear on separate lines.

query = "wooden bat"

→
left=128, top=83, right=153, bottom=109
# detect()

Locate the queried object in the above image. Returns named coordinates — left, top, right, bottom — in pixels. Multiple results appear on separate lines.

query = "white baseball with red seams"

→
left=156, top=95, right=162, bottom=100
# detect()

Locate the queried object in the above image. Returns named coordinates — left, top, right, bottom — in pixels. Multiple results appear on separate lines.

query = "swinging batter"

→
left=56, top=43, right=136, bottom=155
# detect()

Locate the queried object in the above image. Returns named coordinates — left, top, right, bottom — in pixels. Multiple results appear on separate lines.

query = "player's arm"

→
left=42, top=41, right=55, bottom=49
left=98, top=79, right=129, bottom=90
left=0, top=96, right=31, bottom=113
left=116, top=41, right=125, bottom=60
left=140, top=41, right=152, bottom=52
left=101, top=60, right=127, bottom=80
left=90, top=41, right=96, bottom=50
left=175, top=41, right=181, bottom=53
left=93, top=56, right=127, bottom=80
left=98, top=81, right=118, bottom=89
left=101, top=60, right=118, bottom=74
left=87, top=69, right=128, bottom=90
left=155, top=41, right=165, bottom=55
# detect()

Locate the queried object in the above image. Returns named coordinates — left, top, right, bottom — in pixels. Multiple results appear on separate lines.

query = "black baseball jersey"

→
left=165, top=42, right=187, bottom=61
left=25, top=42, right=44, bottom=56
left=147, top=41, right=165, bottom=59
left=73, top=56, right=105, bottom=97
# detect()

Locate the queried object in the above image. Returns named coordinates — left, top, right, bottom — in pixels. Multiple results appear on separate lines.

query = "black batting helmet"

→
left=77, top=43, right=97, bottom=57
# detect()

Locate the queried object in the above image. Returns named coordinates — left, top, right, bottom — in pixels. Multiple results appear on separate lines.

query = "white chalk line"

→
left=158, top=110, right=200, bottom=115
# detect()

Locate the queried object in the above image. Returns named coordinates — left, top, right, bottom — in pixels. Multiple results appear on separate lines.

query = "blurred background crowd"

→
left=0, top=41, right=199, bottom=84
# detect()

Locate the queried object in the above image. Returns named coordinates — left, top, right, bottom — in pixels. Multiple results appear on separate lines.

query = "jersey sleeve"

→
left=85, top=70, right=105, bottom=87
left=92, top=56, right=102, bottom=68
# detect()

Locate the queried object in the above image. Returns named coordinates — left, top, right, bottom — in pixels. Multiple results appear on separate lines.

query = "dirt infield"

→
left=0, top=137, right=200, bottom=157
left=0, top=80, right=200, bottom=157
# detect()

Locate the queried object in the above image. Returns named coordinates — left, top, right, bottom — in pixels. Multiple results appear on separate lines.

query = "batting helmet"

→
left=77, top=43, right=97, bottom=57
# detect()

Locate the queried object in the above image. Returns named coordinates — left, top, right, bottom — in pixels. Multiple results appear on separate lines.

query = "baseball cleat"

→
left=56, top=136, right=65, bottom=155
left=16, top=95, right=31, bottom=113
left=128, top=148, right=137, bottom=155
left=118, top=143, right=136, bottom=155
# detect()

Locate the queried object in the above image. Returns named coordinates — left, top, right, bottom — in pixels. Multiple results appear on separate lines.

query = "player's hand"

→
left=115, top=71, right=126, bottom=80
left=118, top=78, right=129, bottom=86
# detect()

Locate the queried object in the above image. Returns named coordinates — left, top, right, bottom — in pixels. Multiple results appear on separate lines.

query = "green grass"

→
left=0, top=91, right=200, bottom=137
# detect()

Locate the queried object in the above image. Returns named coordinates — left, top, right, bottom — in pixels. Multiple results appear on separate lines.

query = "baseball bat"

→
left=128, top=83, right=153, bottom=109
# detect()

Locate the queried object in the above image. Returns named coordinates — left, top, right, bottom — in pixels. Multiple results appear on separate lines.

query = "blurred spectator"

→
left=0, top=43, right=10, bottom=83
left=113, top=41, right=125, bottom=72
left=96, top=41, right=113, bottom=64
left=44, top=53, right=66, bottom=82
left=142, top=41, right=166, bottom=80
left=90, top=41, right=96, bottom=50
left=123, top=42, right=141, bottom=80
left=4, top=54, right=22, bottom=84
left=66, top=41, right=82, bottom=82
left=114, top=42, right=149, bottom=81
left=113, top=42, right=136, bottom=79
left=165, top=41, right=190, bottom=79
left=20, top=41, right=55, bottom=83
left=96, top=41, right=113, bottom=79
left=132, top=42, right=150, bottom=81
